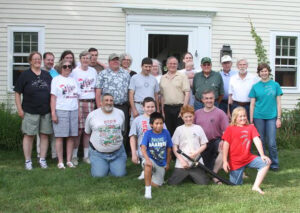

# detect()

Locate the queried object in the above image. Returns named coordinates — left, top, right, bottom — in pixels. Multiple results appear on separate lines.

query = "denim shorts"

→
left=229, top=156, right=268, bottom=185
left=52, top=110, right=78, bottom=137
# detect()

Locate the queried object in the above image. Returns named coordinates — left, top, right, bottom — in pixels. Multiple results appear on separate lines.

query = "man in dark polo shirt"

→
left=193, top=57, right=224, bottom=110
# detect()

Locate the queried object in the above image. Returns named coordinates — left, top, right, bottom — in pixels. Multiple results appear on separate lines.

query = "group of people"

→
left=14, top=49, right=282, bottom=198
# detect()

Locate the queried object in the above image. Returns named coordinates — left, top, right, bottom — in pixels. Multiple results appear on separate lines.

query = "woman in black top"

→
left=14, top=51, right=52, bottom=170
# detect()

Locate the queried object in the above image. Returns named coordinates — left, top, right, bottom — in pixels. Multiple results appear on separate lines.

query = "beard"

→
left=102, top=105, right=113, bottom=113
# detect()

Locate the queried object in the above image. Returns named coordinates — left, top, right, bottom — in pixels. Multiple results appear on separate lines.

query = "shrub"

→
left=277, top=101, right=300, bottom=149
left=0, top=103, right=22, bottom=150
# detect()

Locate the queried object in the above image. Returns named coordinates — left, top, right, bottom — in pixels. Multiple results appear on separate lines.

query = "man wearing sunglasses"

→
left=193, top=57, right=224, bottom=110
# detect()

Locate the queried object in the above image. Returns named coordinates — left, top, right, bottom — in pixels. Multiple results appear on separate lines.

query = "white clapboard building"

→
left=0, top=0, right=299, bottom=109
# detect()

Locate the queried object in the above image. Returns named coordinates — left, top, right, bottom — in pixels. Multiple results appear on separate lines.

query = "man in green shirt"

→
left=193, top=57, right=224, bottom=110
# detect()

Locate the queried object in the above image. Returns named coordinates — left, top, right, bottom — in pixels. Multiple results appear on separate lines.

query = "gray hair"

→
left=79, top=50, right=90, bottom=59
left=236, top=58, right=248, bottom=66
left=166, top=56, right=178, bottom=64
left=152, top=59, right=162, bottom=75
left=56, top=59, right=72, bottom=74
left=119, top=53, right=132, bottom=66
left=101, top=93, right=114, bottom=101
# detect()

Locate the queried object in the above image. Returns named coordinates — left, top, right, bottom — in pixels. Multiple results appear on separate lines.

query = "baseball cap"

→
left=221, top=55, right=232, bottom=63
left=201, top=57, right=212, bottom=65
left=108, top=53, right=119, bottom=61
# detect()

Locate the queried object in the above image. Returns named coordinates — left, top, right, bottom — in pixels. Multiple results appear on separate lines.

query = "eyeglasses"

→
left=62, top=65, right=72, bottom=69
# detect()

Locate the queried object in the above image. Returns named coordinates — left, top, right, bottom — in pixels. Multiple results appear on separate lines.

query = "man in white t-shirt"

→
left=85, top=93, right=127, bottom=177
left=70, top=51, right=97, bottom=165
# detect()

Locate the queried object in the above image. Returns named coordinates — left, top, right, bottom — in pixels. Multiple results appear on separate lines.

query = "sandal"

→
left=213, top=178, right=223, bottom=185
left=66, top=161, right=76, bottom=168
left=57, top=163, right=65, bottom=169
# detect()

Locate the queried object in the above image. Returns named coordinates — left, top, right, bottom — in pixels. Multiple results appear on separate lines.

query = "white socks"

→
left=84, top=148, right=89, bottom=159
left=72, top=148, right=78, bottom=158
left=145, top=186, right=152, bottom=199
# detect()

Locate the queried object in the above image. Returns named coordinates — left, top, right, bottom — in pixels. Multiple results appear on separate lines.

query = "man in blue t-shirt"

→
left=141, top=112, right=173, bottom=199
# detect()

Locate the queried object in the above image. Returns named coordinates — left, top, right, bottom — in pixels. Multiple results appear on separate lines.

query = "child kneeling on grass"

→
left=129, top=97, right=165, bottom=180
left=141, top=112, right=173, bottom=199
left=222, top=107, right=271, bottom=194
left=168, top=105, right=209, bottom=185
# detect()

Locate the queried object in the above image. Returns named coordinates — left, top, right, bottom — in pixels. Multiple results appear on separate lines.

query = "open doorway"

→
left=148, top=34, right=188, bottom=74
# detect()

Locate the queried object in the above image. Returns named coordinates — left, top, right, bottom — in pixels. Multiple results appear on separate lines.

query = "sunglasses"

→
left=62, top=65, right=72, bottom=69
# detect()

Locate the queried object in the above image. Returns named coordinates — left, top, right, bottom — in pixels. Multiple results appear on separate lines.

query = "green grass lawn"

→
left=1, top=149, right=300, bottom=213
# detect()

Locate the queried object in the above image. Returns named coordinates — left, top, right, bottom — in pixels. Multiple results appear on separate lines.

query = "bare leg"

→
left=23, top=135, right=34, bottom=161
left=144, top=164, right=152, bottom=186
left=73, top=129, right=82, bottom=151
left=39, top=133, right=49, bottom=159
left=252, top=165, right=270, bottom=195
left=55, top=137, right=64, bottom=164
left=212, top=152, right=223, bottom=184
left=36, top=134, right=40, bottom=158
left=50, top=135, right=57, bottom=159
left=83, top=133, right=90, bottom=149
left=66, top=137, right=75, bottom=162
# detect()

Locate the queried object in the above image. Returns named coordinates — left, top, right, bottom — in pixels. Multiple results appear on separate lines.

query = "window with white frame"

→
left=8, top=26, right=44, bottom=89
left=275, top=36, right=297, bottom=87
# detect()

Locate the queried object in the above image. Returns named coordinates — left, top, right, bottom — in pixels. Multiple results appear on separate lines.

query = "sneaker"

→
left=66, top=161, right=76, bottom=168
left=138, top=171, right=144, bottom=180
left=25, top=160, right=33, bottom=170
left=72, top=157, right=79, bottom=166
left=57, top=163, right=65, bottom=169
left=83, top=157, right=91, bottom=164
left=144, top=194, right=152, bottom=199
left=39, top=159, right=48, bottom=169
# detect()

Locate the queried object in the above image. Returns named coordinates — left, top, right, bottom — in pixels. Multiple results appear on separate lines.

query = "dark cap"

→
left=201, top=57, right=212, bottom=65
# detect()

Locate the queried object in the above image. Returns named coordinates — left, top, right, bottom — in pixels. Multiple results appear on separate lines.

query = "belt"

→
left=89, top=141, right=120, bottom=154
left=233, top=101, right=250, bottom=106
left=164, top=104, right=183, bottom=107
left=80, top=99, right=95, bottom=102
left=115, top=102, right=128, bottom=106
left=134, top=101, right=143, bottom=105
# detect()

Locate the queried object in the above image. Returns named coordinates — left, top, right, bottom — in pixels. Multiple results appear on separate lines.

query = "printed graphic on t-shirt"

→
left=265, top=85, right=275, bottom=96
left=141, top=120, right=148, bottom=133
left=149, top=137, right=167, bottom=164
left=240, top=130, right=251, bottom=150
left=78, top=78, right=95, bottom=93
left=31, top=77, right=48, bottom=88
left=98, top=119, right=122, bottom=146
left=59, top=84, right=78, bottom=98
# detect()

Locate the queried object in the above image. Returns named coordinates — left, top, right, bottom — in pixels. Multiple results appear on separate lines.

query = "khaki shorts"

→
left=142, top=158, right=165, bottom=186
left=22, top=112, right=53, bottom=135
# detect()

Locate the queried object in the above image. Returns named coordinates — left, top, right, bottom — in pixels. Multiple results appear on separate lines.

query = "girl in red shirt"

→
left=222, top=106, right=271, bottom=194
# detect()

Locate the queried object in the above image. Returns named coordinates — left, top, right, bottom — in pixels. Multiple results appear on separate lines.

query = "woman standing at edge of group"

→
left=14, top=51, right=52, bottom=170
left=120, top=53, right=137, bottom=77
left=51, top=59, right=80, bottom=169
left=249, top=63, right=283, bottom=171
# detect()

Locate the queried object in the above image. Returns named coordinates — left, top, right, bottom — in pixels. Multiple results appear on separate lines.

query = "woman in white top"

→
left=51, top=59, right=80, bottom=169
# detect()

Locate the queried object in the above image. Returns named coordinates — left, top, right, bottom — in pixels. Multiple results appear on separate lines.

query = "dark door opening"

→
left=148, top=34, right=188, bottom=73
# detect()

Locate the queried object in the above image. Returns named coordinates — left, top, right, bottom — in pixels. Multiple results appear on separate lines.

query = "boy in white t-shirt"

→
left=129, top=97, right=156, bottom=180
left=168, top=105, right=209, bottom=185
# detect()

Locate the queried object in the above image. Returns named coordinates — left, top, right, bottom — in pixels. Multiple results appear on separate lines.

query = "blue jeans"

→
left=253, top=118, right=279, bottom=169
left=194, top=99, right=219, bottom=111
left=230, top=157, right=268, bottom=185
left=89, top=145, right=127, bottom=177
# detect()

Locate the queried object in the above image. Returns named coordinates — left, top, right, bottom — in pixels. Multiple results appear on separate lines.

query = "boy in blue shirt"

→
left=141, top=112, right=173, bottom=199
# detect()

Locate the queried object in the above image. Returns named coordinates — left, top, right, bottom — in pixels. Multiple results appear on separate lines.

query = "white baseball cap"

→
left=221, top=55, right=232, bottom=63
